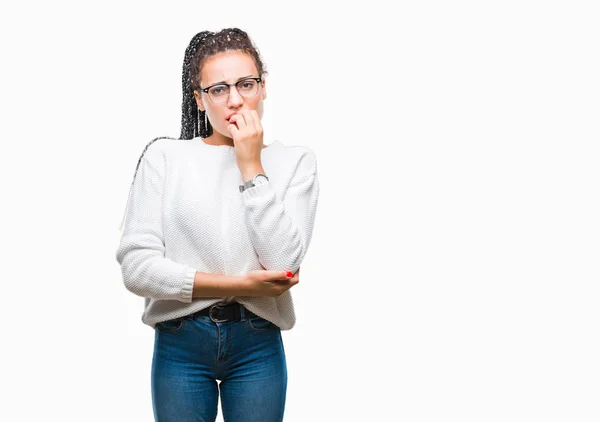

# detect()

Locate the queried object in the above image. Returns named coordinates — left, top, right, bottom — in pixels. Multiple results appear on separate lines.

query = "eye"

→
left=210, top=85, right=227, bottom=95
left=238, top=79, right=257, bottom=91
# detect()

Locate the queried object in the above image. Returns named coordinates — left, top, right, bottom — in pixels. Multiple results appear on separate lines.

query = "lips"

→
left=226, top=113, right=238, bottom=122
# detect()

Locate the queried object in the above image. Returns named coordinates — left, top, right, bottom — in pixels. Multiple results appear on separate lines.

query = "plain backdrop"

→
left=1, top=0, right=599, bottom=421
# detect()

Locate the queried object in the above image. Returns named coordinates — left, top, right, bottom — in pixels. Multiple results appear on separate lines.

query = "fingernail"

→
left=286, top=271, right=293, bottom=278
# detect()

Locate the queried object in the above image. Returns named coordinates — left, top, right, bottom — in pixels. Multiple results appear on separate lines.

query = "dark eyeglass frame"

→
left=196, top=76, right=263, bottom=103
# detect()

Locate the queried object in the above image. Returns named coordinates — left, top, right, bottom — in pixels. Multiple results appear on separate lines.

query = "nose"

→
left=227, top=85, right=244, bottom=107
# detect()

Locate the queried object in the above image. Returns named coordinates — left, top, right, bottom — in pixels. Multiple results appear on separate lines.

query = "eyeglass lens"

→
left=208, top=79, right=258, bottom=103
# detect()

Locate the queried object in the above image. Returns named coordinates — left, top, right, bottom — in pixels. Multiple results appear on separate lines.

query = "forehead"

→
left=200, top=51, right=258, bottom=85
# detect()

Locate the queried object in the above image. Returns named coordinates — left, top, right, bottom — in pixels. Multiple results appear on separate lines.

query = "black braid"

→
left=130, top=136, right=176, bottom=183
left=180, top=28, right=268, bottom=140
left=128, top=28, right=268, bottom=188
left=180, top=31, right=215, bottom=140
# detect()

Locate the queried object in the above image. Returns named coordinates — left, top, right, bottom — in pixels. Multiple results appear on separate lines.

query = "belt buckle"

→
left=209, top=305, right=228, bottom=323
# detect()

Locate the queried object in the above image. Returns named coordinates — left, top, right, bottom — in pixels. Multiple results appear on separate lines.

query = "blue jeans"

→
left=151, top=309, right=287, bottom=422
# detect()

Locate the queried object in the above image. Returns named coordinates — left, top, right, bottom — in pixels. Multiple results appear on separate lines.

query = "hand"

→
left=241, top=268, right=300, bottom=297
left=226, top=109, right=264, bottom=168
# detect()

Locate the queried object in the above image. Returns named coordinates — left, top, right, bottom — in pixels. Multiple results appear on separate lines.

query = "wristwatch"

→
left=239, top=173, right=269, bottom=193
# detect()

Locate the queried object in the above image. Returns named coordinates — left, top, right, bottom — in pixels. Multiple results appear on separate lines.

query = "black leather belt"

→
left=191, top=302, right=258, bottom=323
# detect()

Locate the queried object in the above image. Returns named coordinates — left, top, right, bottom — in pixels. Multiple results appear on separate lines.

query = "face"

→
left=194, top=50, right=267, bottom=143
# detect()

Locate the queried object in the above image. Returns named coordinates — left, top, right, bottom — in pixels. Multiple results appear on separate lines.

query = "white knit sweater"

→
left=115, top=137, right=319, bottom=330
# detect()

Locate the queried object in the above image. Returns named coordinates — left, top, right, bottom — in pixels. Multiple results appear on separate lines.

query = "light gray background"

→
left=1, top=0, right=598, bottom=421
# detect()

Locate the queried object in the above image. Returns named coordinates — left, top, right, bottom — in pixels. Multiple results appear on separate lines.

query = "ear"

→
left=261, top=79, right=267, bottom=100
left=194, top=90, right=205, bottom=111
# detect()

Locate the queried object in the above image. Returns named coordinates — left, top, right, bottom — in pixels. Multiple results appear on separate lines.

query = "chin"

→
left=216, top=127, right=233, bottom=139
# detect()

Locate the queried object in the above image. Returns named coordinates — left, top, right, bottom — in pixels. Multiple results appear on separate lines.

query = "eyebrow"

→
left=209, top=75, right=255, bottom=86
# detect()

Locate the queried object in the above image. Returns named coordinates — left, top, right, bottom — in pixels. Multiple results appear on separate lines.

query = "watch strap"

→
left=239, top=173, right=269, bottom=193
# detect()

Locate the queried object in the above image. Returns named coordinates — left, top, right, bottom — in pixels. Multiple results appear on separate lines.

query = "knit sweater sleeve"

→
left=115, top=143, right=196, bottom=303
left=241, top=149, right=320, bottom=274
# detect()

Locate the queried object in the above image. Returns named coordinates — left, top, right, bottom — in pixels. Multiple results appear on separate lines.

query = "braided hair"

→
left=181, top=28, right=268, bottom=140
left=119, top=28, right=268, bottom=231
left=132, top=29, right=267, bottom=183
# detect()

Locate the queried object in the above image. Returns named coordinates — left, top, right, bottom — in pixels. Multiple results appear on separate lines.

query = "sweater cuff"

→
left=180, top=267, right=196, bottom=303
left=241, top=180, right=274, bottom=201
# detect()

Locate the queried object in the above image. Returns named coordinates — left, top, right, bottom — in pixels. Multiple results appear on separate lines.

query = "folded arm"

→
left=240, top=150, right=320, bottom=275
left=116, top=142, right=196, bottom=303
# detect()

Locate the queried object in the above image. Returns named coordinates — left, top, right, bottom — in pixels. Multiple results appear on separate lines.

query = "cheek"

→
left=255, top=102, right=264, bottom=119
left=206, top=109, right=222, bottom=125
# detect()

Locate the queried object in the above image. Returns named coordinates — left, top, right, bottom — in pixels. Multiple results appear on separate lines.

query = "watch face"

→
left=254, top=175, right=268, bottom=185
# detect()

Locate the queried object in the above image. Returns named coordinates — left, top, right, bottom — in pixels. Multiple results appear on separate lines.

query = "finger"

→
left=240, top=110, right=254, bottom=128
left=226, top=123, right=238, bottom=137
left=242, top=109, right=253, bottom=127
left=231, top=112, right=247, bottom=130
left=275, top=270, right=292, bottom=281
left=250, top=110, right=262, bottom=133
left=270, top=279, right=291, bottom=284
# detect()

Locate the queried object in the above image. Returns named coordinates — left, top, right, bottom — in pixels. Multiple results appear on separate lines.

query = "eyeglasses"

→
left=196, top=76, right=262, bottom=104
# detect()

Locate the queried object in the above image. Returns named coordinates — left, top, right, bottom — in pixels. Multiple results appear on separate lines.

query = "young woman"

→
left=115, top=28, right=319, bottom=421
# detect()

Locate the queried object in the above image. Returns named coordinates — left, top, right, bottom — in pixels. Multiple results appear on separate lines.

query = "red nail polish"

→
left=286, top=271, right=293, bottom=278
